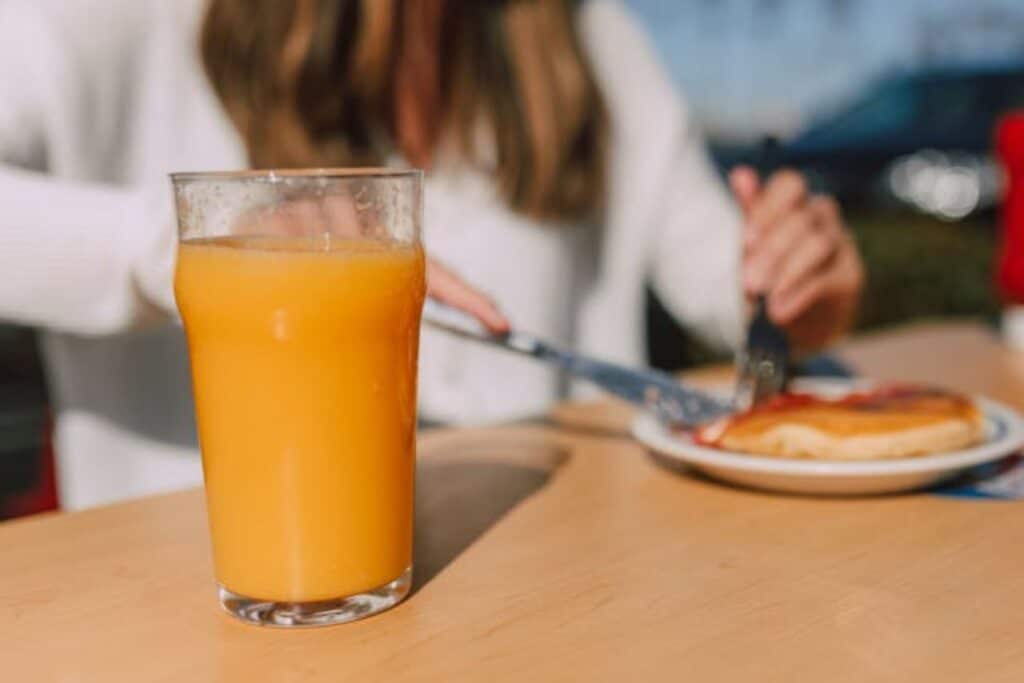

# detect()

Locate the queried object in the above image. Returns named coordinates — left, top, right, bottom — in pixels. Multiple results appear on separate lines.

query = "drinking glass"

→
left=171, top=169, right=425, bottom=627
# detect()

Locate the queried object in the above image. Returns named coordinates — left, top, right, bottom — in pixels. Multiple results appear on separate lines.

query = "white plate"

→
left=632, top=379, right=1024, bottom=496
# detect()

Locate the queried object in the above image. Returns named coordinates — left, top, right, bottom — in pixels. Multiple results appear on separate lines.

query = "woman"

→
left=0, top=0, right=506, bottom=510
left=0, top=0, right=861, bottom=509
left=199, top=0, right=860, bottom=417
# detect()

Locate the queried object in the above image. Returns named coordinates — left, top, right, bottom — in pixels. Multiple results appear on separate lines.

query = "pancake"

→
left=694, top=385, right=985, bottom=461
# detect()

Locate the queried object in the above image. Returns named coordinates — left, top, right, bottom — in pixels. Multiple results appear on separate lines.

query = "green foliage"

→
left=849, top=210, right=1001, bottom=331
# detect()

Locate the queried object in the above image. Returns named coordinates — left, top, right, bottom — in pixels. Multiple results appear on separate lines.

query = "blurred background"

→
left=3, top=0, right=1024, bottom=515
left=637, top=0, right=1024, bottom=367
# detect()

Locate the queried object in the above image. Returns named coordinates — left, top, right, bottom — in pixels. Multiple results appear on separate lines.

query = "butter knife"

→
left=423, top=301, right=731, bottom=428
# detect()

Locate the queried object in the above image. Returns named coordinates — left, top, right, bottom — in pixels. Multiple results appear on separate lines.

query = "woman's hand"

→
left=729, top=165, right=864, bottom=351
left=426, top=259, right=510, bottom=334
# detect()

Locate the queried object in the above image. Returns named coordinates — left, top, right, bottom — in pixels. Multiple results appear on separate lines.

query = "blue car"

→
left=713, top=62, right=1024, bottom=219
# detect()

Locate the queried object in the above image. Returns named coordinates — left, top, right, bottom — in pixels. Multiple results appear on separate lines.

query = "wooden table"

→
left=4, top=321, right=1024, bottom=682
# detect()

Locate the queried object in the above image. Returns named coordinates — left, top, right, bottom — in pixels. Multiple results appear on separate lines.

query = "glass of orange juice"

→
left=171, top=169, right=426, bottom=627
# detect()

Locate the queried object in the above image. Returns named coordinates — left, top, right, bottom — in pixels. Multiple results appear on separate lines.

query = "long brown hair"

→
left=201, top=0, right=608, bottom=222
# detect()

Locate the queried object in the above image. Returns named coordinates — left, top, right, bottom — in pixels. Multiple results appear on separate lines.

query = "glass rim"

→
left=169, top=167, right=423, bottom=183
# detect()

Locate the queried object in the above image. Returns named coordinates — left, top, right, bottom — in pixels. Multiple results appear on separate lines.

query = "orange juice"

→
left=174, top=236, right=425, bottom=602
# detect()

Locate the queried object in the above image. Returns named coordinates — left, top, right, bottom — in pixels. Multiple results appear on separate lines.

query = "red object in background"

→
left=996, top=113, right=1024, bottom=304
left=0, top=415, right=59, bottom=519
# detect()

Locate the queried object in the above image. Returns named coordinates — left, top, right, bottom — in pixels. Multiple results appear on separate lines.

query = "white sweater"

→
left=0, top=0, right=743, bottom=510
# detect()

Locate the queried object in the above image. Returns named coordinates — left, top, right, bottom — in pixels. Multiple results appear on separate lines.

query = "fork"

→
left=733, top=294, right=790, bottom=410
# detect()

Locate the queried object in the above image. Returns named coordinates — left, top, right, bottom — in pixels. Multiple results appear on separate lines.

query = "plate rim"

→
left=631, top=382, right=1024, bottom=478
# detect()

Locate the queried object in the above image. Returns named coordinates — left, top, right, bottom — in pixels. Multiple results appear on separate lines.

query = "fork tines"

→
left=734, top=295, right=790, bottom=411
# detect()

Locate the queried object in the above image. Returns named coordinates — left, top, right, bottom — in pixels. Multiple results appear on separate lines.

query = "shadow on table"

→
left=413, top=442, right=569, bottom=592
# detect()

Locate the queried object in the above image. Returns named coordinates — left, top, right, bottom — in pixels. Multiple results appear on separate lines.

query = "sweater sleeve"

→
left=0, top=0, right=176, bottom=335
left=645, top=120, right=746, bottom=352
left=580, top=0, right=745, bottom=352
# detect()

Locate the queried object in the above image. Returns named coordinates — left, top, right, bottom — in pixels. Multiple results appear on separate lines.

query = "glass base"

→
left=218, top=565, right=412, bottom=628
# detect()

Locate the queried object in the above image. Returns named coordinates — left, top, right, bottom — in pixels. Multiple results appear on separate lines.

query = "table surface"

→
left=4, top=321, right=1024, bottom=682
